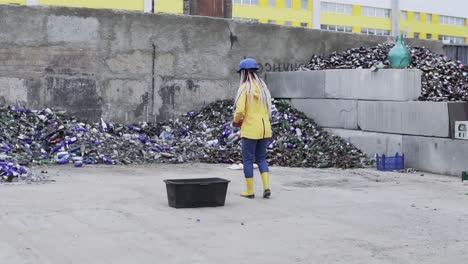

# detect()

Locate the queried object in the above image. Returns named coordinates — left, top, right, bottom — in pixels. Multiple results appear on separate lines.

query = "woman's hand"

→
left=232, top=120, right=243, bottom=128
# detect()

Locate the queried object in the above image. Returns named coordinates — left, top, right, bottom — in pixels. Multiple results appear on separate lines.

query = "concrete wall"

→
left=0, top=5, right=444, bottom=122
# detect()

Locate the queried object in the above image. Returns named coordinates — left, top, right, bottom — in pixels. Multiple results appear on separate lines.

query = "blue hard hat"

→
left=238, top=58, right=259, bottom=72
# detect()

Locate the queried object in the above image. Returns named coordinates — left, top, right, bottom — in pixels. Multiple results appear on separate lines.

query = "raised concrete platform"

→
left=325, top=128, right=403, bottom=157
left=266, top=69, right=422, bottom=101
left=403, top=136, right=468, bottom=176
left=357, top=101, right=450, bottom=137
left=292, top=99, right=358, bottom=129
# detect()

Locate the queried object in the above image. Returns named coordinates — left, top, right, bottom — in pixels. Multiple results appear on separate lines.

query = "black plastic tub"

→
left=164, top=178, right=230, bottom=208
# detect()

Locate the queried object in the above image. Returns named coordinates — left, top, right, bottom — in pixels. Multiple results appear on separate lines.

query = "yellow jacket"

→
left=233, top=82, right=272, bottom=139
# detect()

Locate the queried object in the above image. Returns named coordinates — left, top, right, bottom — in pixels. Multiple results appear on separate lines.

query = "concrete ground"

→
left=1, top=164, right=467, bottom=264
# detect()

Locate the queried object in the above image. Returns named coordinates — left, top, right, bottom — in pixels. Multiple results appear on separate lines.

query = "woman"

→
left=232, top=58, right=272, bottom=199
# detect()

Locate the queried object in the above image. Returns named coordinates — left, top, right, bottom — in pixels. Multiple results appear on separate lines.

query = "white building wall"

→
left=322, top=0, right=468, bottom=18
left=400, top=0, right=468, bottom=18
left=322, top=0, right=391, bottom=8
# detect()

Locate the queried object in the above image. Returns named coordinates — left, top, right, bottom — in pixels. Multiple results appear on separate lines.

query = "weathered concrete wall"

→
left=0, top=5, right=444, bottom=122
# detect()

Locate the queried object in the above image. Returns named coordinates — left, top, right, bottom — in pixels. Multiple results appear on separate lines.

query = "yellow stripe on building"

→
left=233, top=0, right=312, bottom=27
left=400, top=12, right=467, bottom=41
left=0, top=0, right=25, bottom=5
left=38, top=0, right=144, bottom=11
left=156, top=0, right=183, bottom=14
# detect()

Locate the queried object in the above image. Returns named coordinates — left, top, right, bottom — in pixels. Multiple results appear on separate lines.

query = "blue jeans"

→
left=242, top=138, right=269, bottom=178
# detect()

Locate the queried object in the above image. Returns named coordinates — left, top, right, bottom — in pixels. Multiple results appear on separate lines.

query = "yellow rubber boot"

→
left=240, top=178, right=255, bottom=199
left=261, top=173, right=271, bottom=198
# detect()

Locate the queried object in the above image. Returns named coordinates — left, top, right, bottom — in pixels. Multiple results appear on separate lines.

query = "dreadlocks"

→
left=234, top=70, right=272, bottom=116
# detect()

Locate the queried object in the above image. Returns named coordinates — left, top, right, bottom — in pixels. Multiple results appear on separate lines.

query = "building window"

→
left=284, top=21, right=292, bottom=26
left=426, top=33, right=432, bottom=40
left=439, top=15, right=466, bottom=26
left=361, top=28, right=390, bottom=36
left=233, top=0, right=258, bottom=5
left=414, top=12, right=420, bottom=22
left=269, top=0, right=276, bottom=7
left=426, top=14, right=432, bottom=23
left=301, top=0, right=308, bottom=10
left=284, top=0, right=292, bottom=8
left=268, top=20, right=276, bottom=24
left=321, top=24, right=352, bottom=33
left=321, top=2, right=352, bottom=15
left=361, top=6, right=390, bottom=18
left=439, top=35, right=466, bottom=44
left=300, top=22, right=308, bottom=27
left=401, top=11, right=408, bottom=20
left=414, top=32, right=420, bottom=39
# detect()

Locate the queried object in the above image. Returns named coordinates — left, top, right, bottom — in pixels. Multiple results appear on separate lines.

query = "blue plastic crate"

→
left=376, top=153, right=405, bottom=171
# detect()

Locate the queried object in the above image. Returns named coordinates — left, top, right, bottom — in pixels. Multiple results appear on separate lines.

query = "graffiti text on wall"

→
left=257, top=62, right=305, bottom=74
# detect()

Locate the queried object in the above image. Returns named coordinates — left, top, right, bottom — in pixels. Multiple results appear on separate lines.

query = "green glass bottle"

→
left=388, top=35, right=411, bottom=69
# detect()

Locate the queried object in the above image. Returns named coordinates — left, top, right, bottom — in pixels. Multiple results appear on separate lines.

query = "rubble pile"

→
left=298, top=43, right=468, bottom=101
left=159, top=100, right=368, bottom=168
left=0, top=101, right=368, bottom=181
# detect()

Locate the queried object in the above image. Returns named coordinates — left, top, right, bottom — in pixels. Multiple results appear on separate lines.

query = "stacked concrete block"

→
left=266, top=71, right=326, bottom=98
left=357, top=101, right=451, bottom=137
left=403, top=136, right=468, bottom=176
left=266, top=69, right=422, bottom=101
left=325, top=128, right=403, bottom=156
left=324, top=69, right=421, bottom=101
left=266, top=69, right=468, bottom=176
left=291, top=99, right=358, bottom=129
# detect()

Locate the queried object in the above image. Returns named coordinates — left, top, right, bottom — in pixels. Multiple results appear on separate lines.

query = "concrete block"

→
left=44, top=77, right=101, bottom=121
left=0, top=8, right=45, bottom=45
left=154, top=52, right=176, bottom=77
left=325, top=128, right=403, bottom=156
left=403, top=136, right=468, bottom=176
left=0, top=78, right=28, bottom=105
left=103, top=80, right=149, bottom=123
left=358, top=101, right=450, bottom=137
left=266, top=71, right=325, bottom=99
left=155, top=78, right=234, bottom=121
left=105, top=50, right=152, bottom=76
left=266, top=69, right=421, bottom=101
left=292, top=99, right=358, bottom=129
left=47, top=15, right=99, bottom=45
left=325, top=69, right=421, bottom=101
left=0, top=47, right=97, bottom=76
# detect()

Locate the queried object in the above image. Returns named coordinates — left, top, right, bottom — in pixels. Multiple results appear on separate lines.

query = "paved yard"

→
left=1, top=164, right=467, bottom=264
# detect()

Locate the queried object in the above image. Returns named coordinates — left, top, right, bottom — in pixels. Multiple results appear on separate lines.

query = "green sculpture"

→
left=388, top=35, right=411, bottom=69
